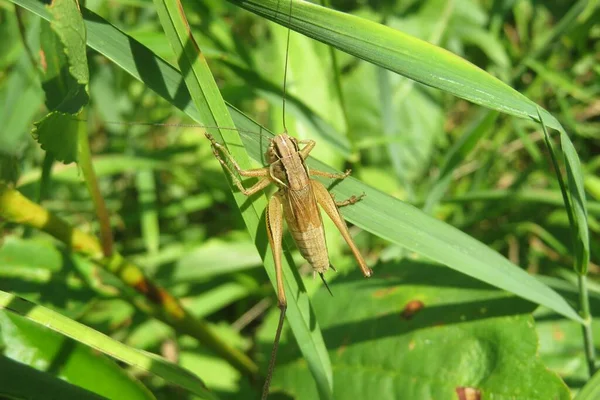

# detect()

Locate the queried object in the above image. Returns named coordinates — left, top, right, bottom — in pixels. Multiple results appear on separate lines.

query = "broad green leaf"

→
left=536, top=307, right=600, bottom=396
left=259, top=261, right=570, bottom=398
left=0, top=312, right=154, bottom=400
left=32, top=112, right=82, bottom=164
left=0, top=290, right=217, bottom=399
left=47, top=0, right=88, bottom=86
left=0, top=355, right=105, bottom=400
left=32, top=0, right=89, bottom=164
left=38, top=20, right=87, bottom=112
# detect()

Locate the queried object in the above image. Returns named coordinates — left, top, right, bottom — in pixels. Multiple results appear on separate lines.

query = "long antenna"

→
left=73, top=119, right=265, bottom=136
left=281, top=0, right=293, bottom=134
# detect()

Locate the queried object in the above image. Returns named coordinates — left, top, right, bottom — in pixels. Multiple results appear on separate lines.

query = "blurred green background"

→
left=0, top=0, right=599, bottom=399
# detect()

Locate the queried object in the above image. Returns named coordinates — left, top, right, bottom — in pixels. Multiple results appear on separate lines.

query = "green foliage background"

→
left=0, top=0, right=599, bottom=399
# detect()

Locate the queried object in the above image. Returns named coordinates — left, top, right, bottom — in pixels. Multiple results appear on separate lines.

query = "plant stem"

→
left=76, top=113, right=114, bottom=257
left=0, top=183, right=258, bottom=377
left=579, top=274, right=597, bottom=377
left=38, top=153, right=54, bottom=203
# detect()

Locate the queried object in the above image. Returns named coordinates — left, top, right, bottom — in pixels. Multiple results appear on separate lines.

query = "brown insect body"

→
left=207, top=130, right=373, bottom=305
left=268, top=134, right=329, bottom=274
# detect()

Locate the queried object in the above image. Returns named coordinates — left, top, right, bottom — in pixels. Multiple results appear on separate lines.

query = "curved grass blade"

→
left=228, top=0, right=562, bottom=131
left=0, top=291, right=217, bottom=400
left=538, top=108, right=590, bottom=276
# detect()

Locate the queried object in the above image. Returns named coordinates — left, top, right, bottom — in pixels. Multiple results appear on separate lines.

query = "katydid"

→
left=205, top=2, right=373, bottom=398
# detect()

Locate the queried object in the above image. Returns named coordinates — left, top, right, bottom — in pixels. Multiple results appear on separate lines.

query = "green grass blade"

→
left=228, top=0, right=562, bottom=131
left=538, top=108, right=590, bottom=275
left=560, top=131, right=590, bottom=275
left=136, top=169, right=160, bottom=255
left=151, top=0, right=333, bottom=397
left=0, top=291, right=217, bottom=399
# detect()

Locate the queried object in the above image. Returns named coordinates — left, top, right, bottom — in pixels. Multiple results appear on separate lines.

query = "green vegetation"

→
left=0, top=0, right=598, bottom=398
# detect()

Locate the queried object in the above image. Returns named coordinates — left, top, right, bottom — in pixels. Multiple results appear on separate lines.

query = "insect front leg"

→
left=298, top=139, right=315, bottom=159
left=311, top=180, right=373, bottom=278
left=205, top=133, right=271, bottom=196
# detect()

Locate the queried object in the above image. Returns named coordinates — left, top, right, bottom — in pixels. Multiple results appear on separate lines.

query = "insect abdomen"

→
left=290, top=225, right=330, bottom=273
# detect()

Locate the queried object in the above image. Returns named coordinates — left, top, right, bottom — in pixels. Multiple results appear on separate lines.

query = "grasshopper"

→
left=205, top=4, right=372, bottom=397
left=205, top=130, right=372, bottom=399
left=205, top=132, right=373, bottom=296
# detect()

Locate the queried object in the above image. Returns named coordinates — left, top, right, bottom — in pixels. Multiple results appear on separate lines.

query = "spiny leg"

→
left=310, top=168, right=352, bottom=180
left=205, top=133, right=271, bottom=196
left=311, top=179, right=373, bottom=278
left=263, top=192, right=286, bottom=400
left=310, top=167, right=364, bottom=206
left=332, top=192, right=366, bottom=208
